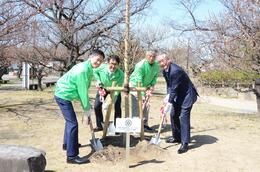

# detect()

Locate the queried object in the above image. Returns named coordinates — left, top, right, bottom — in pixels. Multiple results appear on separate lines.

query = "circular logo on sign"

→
left=125, top=119, right=132, bottom=127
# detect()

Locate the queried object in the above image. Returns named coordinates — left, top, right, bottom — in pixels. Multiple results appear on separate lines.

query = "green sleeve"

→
left=93, top=68, right=101, bottom=84
left=76, top=67, right=92, bottom=112
left=150, top=65, right=160, bottom=86
left=113, top=71, right=124, bottom=101
left=133, top=64, right=144, bottom=87
left=136, top=67, right=145, bottom=97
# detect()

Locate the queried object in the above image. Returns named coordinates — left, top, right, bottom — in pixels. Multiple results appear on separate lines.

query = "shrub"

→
left=199, top=70, right=260, bottom=88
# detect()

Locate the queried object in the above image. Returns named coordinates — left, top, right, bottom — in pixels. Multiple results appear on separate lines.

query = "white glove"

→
left=163, top=94, right=169, bottom=104
left=82, top=110, right=91, bottom=125
left=163, top=102, right=172, bottom=114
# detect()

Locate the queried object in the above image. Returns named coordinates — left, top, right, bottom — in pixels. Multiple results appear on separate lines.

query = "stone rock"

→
left=0, top=144, right=46, bottom=172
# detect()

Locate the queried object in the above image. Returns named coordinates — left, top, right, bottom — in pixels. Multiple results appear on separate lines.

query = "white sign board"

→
left=115, top=118, right=141, bottom=133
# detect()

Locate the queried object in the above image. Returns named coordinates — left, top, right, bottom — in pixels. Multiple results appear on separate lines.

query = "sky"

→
left=131, top=0, right=225, bottom=48
left=140, top=0, right=225, bottom=27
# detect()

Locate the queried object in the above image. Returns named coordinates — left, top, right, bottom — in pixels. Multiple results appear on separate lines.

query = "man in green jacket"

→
left=54, top=50, right=105, bottom=164
left=93, top=55, right=124, bottom=131
left=130, top=50, right=160, bottom=132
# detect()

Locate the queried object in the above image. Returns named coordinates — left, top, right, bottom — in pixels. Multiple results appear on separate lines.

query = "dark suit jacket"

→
left=163, top=63, right=198, bottom=108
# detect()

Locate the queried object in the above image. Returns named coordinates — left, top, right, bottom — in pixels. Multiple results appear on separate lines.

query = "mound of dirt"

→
left=90, top=140, right=166, bottom=163
left=90, top=146, right=124, bottom=163
left=131, top=140, right=165, bottom=157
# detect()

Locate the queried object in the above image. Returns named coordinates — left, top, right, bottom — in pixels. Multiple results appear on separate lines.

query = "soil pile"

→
left=131, top=140, right=165, bottom=157
left=90, top=140, right=166, bottom=163
left=90, top=146, right=124, bottom=163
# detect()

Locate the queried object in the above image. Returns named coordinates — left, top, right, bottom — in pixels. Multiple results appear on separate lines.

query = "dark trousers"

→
left=170, top=104, right=192, bottom=144
left=55, top=96, right=79, bottom=157
left=94, top=93, right=121, bottom=128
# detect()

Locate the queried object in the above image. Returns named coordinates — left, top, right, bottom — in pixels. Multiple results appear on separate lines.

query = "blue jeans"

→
left=55, top=96, right=79, bottom=157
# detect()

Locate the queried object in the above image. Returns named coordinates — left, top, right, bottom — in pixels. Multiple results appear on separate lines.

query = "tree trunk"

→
left=255, top=78, right=260, bottom=114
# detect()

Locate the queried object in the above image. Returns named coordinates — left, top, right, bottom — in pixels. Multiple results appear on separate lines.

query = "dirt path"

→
left=199, top=96, right=257, bottom=113
left=0, top=91, right=260, bottom=172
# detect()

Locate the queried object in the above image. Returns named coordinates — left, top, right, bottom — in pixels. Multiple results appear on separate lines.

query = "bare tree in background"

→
left=0, top=1, right=31, bottom=80
left=19, top=0, right=154, bottom=74
left=138, top=26, right=169, bottom=50
left=170, top=0, right=260, bottom=73
left=105, top=30, right=145, bottom=73
left=14, top=46, right=49, bottom=90
left=212, top=0, right=260, bottom=73
left=105, top=26, right=169, bottom=73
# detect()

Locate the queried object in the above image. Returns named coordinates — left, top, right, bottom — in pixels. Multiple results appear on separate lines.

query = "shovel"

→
left=88, top=116, right=103, bottom=151
left=149, top=113, right=166, bottom=146
left=142, top=94, right=150, bottom=110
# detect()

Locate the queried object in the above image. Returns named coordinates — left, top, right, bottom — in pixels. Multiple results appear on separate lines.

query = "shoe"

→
left=166, top=137, right=181, bottom=143
left=93, top=127, right=103, bottom=132
left=178, top=143, right=188, bottom=154
left=63, top=143, right=82, bottom=150
left=144, top=125, right=154, bottom=132
left=67, top=156, right=90, bottom=164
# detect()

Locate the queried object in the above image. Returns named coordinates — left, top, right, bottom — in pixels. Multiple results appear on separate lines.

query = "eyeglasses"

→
left=109, top=62, right=118, bottom=66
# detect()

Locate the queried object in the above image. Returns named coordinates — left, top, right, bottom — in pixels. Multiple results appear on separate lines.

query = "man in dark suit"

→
left=157, top=53, right=198, bottom=154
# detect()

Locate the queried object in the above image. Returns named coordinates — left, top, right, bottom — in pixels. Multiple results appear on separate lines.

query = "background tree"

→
left=169, top=0, right=260, bottom=74
left=0, top=0, right=31, bottom=80
left=20, top=0, right=154, bottom=75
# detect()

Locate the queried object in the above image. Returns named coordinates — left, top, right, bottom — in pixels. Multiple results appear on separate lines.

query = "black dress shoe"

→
left=166, top=137, right=181, bottom=143
left=93, top=127, right=103, bottom=132
left=178, top=143, right=188, bottom=154
left=67, top=156, right=90, bottom=164
left=144, top=125, right=154, bottom=132
left=63, top=143, right=82, bottom=150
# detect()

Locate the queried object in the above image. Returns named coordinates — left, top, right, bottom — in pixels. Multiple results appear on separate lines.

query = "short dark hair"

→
left=90, top=49, right=105, bottom=59
left=108, top=55, right=120, bottom=64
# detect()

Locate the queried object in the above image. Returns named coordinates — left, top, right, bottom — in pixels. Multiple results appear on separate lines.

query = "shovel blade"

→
left=90, top=138, right=103, bottom=151
left=149, top=134, right=161, bottom=146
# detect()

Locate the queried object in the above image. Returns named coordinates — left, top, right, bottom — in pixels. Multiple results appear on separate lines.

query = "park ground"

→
left=0, top=79, right=260, bottom=172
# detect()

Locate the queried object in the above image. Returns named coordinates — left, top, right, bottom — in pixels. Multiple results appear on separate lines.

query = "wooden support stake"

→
left=102, top=82, right=116, bottom=139
left=106, top=86, right=146, bottom=92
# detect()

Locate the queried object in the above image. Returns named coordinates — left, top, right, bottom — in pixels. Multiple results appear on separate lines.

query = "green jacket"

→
left=55, top=60, right=93, bottom=111
left=130, top=59, right=160, bottom=96
left=93, top=63, right=124, bottom=100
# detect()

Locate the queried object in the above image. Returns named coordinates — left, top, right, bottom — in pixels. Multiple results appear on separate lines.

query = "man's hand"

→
left=96, top=82, right=106, bottom=102
left=82, top=110, right=91, bottom=125
left=146, top=86, right=154, bottom=97
left=163, top=102, right=172, bottom=114
left=149, top=86, right=155, bottom=92
left=99, top=88, right=106, bottom=97
left=145, top=89, right=152, bottom=97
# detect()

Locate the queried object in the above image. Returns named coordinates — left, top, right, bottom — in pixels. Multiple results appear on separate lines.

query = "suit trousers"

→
left=55, top=96, right=79, bottom=157
left=170, top=104, right=192, bottom=144
left=94, top=93, right=122, bottom=128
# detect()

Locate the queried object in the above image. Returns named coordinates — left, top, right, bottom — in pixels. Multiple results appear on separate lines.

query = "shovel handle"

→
left=142, top=95, right=150, bottom=110
left=157, top=113, right=166, bottom=136
left=88, top=116, right=93, bottom=130
left=88, top=116, right=96, bottom=139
